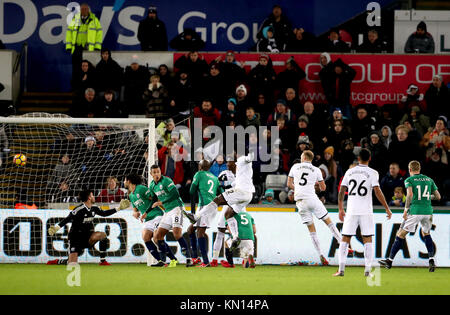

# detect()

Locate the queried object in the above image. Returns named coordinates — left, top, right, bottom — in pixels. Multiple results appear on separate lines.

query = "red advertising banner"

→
left=174, top=53, right=450, bottom=107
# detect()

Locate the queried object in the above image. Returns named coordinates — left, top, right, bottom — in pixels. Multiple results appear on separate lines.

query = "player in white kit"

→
left=334, top=149, right=392, bottom=277
left=287, top=150, right=344, bottom=265
left=185, top=152, right=255, bottom=251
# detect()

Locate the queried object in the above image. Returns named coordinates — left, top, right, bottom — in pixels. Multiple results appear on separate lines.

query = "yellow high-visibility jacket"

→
left=66, top=12, right=103, bottom=54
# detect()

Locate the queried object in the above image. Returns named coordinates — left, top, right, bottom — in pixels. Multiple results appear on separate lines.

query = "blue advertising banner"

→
left=1, top=0, right=394, bottom=92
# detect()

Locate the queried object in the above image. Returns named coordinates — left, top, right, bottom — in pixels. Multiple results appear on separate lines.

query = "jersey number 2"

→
left=207, top=180, right=215, bottom=194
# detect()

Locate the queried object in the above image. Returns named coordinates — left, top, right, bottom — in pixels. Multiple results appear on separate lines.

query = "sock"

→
left=189, top=232, right=198, bottom=259
left=99, top=239, right=107, bottom=262
left=225, top=248, right=234, bottom=266
left=338, top=242, right=349, bottom=272
left=309, top=232, right=322, bottom=256
left=327, top=223, right=342, bottom=243
left=161, top=241, right=176, bottom=260
left=196, top=202, right=218, bottom=220
left=160, top=249, right=167, bottom=263
left=213, top=231, right=225, bottom=260
left=198, top=237, right=209, bottom=264
left=58, top=259, right=68, bottom=265
left=424, top=235, right=435, bottom=259
left=364, top=242, right=374, bottom=273
left=226, top=217, right=239, bottom=240
left=145, top=240, right=161, bottom=261
left=177, top=237, right=191, bottom=258
left=389, top=236, right=404, bottom=261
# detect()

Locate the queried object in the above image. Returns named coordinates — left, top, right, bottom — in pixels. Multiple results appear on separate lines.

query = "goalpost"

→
left=0, top=113, right=158, bottom=264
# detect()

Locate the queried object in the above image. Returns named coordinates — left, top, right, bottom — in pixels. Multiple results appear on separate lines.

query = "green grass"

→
left=0, top=264, right=449, bottom=295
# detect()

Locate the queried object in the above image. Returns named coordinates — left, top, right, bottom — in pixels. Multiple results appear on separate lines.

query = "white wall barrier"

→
left=0, top=208, right=449, bottom=266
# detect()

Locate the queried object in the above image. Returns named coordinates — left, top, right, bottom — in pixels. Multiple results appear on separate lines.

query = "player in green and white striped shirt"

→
left=379, top=160, right=441, bottom=272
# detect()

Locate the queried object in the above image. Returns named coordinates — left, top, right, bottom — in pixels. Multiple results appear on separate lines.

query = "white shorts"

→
left=226, top=238, right=254, bottom=259
left=158, top=206, right=184, bottom=231
left=194, top=206, right=215, bottom=228
left=223, top=188, right=252, bottom=213
left=401, top=214, right=433, bottom=234
left=296, top=198, right=328, bottom=225
left=342, top=214, right=374, bottom=236
left=143, top=216, right=162, bottom=232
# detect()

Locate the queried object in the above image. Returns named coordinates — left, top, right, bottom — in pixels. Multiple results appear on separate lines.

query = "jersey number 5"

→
left=299, top=173, right=308, bottom=186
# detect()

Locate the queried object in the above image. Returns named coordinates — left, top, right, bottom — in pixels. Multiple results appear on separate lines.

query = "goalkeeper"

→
left=47, top=189, right=129, bottom=265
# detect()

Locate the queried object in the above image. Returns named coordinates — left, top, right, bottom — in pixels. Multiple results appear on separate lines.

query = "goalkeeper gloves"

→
left=118, top=199, right=131, bottom=210
left=48, top=225, right=61, bottom=236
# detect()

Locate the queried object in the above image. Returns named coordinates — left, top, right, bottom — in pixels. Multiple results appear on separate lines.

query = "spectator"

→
left=388, top=125, right=421, bottom=173
left=425, top=75, right=450, bottom=122
left=234, top=84, right=251, bottom=117
left=204, top=63, right=228, bottom=112
left=377, top=104, right=398, bottom=131
left=169, top=28, right=205, bottom=51
left=340, top=139, right=356, bottom=173
left=303, top=101, right=327, bottom=145
left=286, top=28, right=317, bottom=52
left=137, top=6, right=168, bottom=51
left=276, top=116, right=295, bottom=151
left=320, top=28, right=350, bottom=52
left=367, top=131, right=388, bottom=176
left=48, top=154, right=72, bottom=192
left=158, top=64, right=174, bottom=90
left=156, top=118, right=187, bottom=148
left=174, top=51, right=209, bottom=95
left=254, top=93, right=271, bottom=122
left=99, top=90, right=123, bottom=118
left=290, top=134, right=311, bottom=165
left=158, top=142, right=186, bottom=187
left=267, top=99, right=296, bottom=127
left=51, top=181, right=79, bottom=203
left=295, top=115, right=312, bottom=141
left=322, top=146, right=338, bottom=203
left=210, top=155, right=227, bottom=178
left=380, top=163, right=405, bottom=200
left=248, top=54, right=276, bottom=99
left=357, top=29, right=387, bottom=53
left=74, top=88, right=99, bottom=118
left=214, top=51, right=246, bottom=91
left=423, top=148, right=449, bottom=203
left=400, top=84, right=425, bottom=114
left=123, top=56, right=149, bottom=115
left=71, top=60, right=96, bottom=100
left=399, top=106, right=430, bottom=138
left=259, top=189, right=280, bottom=205
left=256, top=26, right=280, bottom=53
left=257, top=4, right=293, bottom=52
left=65, top=3, right=103, bottom=79
left=275, top=57, right=306, bottom=95
left=404, top=21, right=435, bottom=53
left=389, top=187, right=406, bottom=207
left=193, top=99, right=221, bottom=130
left=143, top=74, right=169, bottom=123
left=97, top=177, right=125, bottom=203
left=351, top=105, right=376, bottom=145
left=331, top=59, right=356, bottom=116
left=95, top=49, right=123, bottom=96
left=221, top=98, right=240, bottom=127
left=323, top=118, right=351, bottom=162
left=169, top=70, right=194, bottom=117
left=284, top=88, right=303, bottom=117
left=244, top=107, right=261, bottom=129
left=280, top=189, right=295, bottom=204
left=75, top=136, right=103, bottom=191
left=380, top=125, right=393, bottom=149
left=421, top=116, right=450, bottom=164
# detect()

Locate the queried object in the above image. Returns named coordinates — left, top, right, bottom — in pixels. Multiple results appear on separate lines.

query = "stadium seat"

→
left=265, top=174, right=288, bottom=192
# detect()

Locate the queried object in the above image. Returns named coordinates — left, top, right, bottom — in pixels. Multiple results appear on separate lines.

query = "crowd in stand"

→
left=37, top=4, right=450, bottom=206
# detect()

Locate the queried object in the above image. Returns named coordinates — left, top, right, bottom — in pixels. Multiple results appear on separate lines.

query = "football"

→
left=13, top=154, right=27, bottom=166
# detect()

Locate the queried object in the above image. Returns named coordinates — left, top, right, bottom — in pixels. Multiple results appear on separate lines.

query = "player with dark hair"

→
left=149, top=165, right=194, bottom=267
left=187, top=160, right=222, bottom=267
left=379, top=160, right=441, bottom=272
left=47, top=189, right=130, bottom=265
left=334, top=149, right=392, bottom=277
left=124, top=173, right=178, bottom=267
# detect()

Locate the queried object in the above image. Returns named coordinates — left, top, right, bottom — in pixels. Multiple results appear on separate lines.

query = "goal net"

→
left=0, top=113, right=158, bottom=263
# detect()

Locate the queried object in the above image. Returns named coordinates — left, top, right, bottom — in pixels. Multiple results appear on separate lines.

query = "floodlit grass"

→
left=0, top=264, right=449, bottom=295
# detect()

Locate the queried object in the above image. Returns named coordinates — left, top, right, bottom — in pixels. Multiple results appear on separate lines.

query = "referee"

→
left=47, top=189, right=130, bottom=265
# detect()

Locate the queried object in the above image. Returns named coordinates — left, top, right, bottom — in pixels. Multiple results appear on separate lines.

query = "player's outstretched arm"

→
left=337, top=185, right=347, bottom=222
left=48, top=211, right=74, bottom=235
left=118, top=199, right=131, bottom=210
left=94, top=206, right=121, bottom=217
left=374, top=186, right=392, bottom=219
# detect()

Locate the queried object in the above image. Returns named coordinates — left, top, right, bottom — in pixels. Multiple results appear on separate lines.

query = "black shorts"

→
left=68, top=230, right=93, bottom=255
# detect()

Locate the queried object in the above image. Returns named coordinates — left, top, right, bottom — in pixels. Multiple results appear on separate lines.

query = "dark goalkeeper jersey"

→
left=58, top=203, right=118, bottom=234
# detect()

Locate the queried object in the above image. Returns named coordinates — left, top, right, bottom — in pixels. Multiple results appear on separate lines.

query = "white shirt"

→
left=341, top=164, right=380, bottom=215
left=234, top=154, right=255, bottom=193
left=218, top=170, right=236, bottom=189
left=288, top=162, right=323, bottom=201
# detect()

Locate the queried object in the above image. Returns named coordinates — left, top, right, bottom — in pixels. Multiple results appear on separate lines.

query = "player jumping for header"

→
left=334, top=149, right=392, bottom=277
left=187, top=160, right=222, bottom=267
left=47, top=189, right=130, bottom=265
left=379, top=160, right=441, bottom=272
left=184, top=152, right=255, bottom=252
left=149, top=165, right=194, bottom=267
left=287, top=150, right=346, bottom=266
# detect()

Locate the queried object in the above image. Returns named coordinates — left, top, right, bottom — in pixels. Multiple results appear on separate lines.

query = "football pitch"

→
left=0, top=264, right=449, bottom=295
